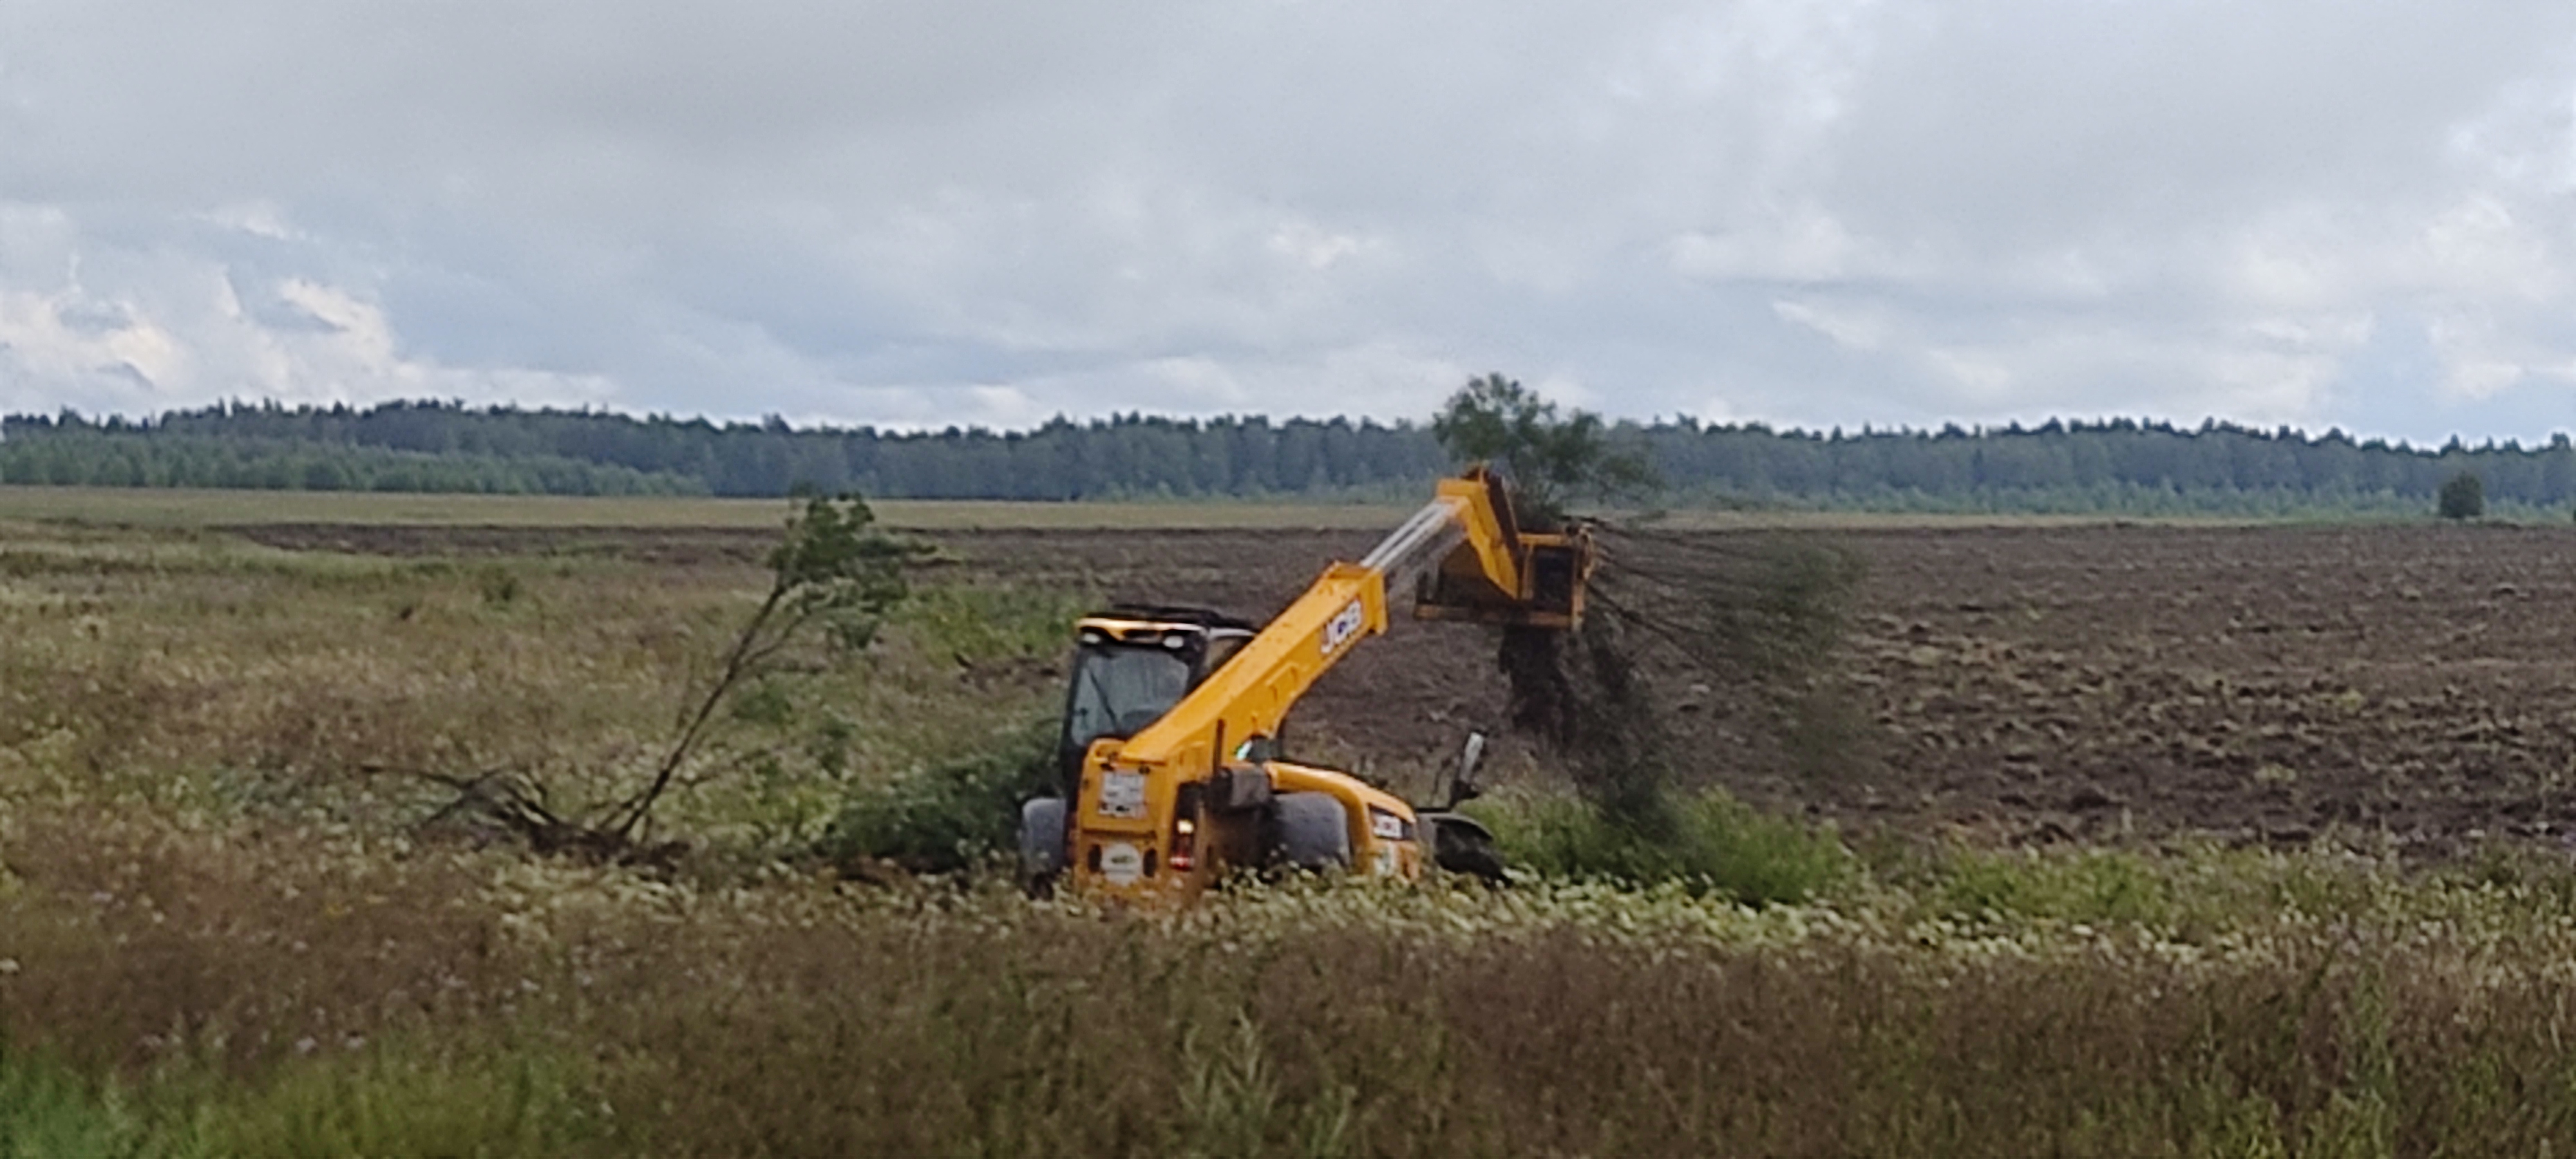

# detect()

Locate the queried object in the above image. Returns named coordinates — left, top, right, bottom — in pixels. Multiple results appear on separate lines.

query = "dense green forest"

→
left=3, top=400, right=2571, bottom=515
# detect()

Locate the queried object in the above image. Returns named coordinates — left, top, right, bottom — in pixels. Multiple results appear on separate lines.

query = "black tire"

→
left=1018, top=797, right=1068, bottom=891
left=1424, top=813, right=1508, bottom=885
left=1270, top=793, right=1351, bottom=871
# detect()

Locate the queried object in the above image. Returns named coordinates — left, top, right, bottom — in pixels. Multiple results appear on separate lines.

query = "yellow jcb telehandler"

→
left=1017, top=466, right=1596, bottom=904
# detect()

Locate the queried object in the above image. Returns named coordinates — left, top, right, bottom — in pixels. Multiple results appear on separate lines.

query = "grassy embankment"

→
left=5, top=498, right=2576, bottom=1156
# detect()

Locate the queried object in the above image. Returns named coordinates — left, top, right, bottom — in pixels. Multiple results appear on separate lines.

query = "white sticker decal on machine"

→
left=1368, top=807, right=1407, bottom=842
left=1321, top=600, right=1365, bottom=655
left=1098, top=771, right=1146, bottom=818
left=1101, top=842, right=1144, bottom=886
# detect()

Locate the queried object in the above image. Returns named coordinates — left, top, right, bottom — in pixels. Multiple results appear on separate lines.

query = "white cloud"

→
left=195, top=202, right=299, bottom=242
left=0, top=1, right=2573, bottom=442
left=0, top=209, right=612, bottom=415
left=1671, top=205, right=1874, bottom=284
left=1267, top=220, right=1371, bottom=271
left=0, top=285, right=186, bottom=391
left=1924, top=348, right=2015, bottom=404
left=1771, top=298, right=1886, bottom=351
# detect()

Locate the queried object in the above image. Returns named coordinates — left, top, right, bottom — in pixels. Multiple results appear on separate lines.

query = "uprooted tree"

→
left=1437, top=375, right=1862, bottom=865
left=604, top=491, right=919, bottom=841
left=1434, top=375, right=1669, bottom=826
left=421, top=491, right=920, bottom=862
left=1434, top=373, right=1658, bottom=525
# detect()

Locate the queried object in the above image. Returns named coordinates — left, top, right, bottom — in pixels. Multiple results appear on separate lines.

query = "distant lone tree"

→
left=2438, top=470, right=2485, bottom=520
left=1432, top=373, right=1657, bottom=523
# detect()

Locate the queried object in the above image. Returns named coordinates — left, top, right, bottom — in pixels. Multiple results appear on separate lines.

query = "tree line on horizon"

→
left=1, top=399, right=2570, bottom=516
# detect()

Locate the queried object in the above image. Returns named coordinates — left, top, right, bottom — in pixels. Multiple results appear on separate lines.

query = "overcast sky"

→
left=4, top=1, right=2574, bottom=444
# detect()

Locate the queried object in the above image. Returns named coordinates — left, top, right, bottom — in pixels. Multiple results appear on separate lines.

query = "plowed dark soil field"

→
left=939, top=522, right=2576, bottom=854
left=243, top=520, right=2576, bottom=852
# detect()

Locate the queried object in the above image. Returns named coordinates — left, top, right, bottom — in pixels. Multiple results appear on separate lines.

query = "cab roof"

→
left=1077, top=603, right=1257, bottom=643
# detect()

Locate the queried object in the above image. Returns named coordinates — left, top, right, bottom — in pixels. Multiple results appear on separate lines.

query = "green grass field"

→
left=6, top=493, right=2576, bottom=1156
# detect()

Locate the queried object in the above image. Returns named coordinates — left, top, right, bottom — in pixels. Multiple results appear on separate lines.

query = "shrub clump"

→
left=1470, top=789, right=1847, bottom=904
left=813, top=719, right=1056, bottom=874
left=2438, top=469, right=2484, bottom=520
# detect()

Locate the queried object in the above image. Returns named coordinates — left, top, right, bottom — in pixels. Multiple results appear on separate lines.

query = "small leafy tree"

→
left=1432, top=373, right=1656, bottom=523
left=603, top=492, right=920, bottom=840
left=2438, top=471, right=2485, bottom=521
left=416, top=492, right=922, bottom=860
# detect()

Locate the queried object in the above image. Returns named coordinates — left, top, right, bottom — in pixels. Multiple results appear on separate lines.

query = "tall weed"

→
left=178, top=1045, right=601, bottom=1159
left=9, top=831, right=2576, bottom=1156
left=1471, top=788, right=1849, bottom=903
left=900, top=583, right=1089, bottom=664
left=0, top=1046, right=147, bottom=1159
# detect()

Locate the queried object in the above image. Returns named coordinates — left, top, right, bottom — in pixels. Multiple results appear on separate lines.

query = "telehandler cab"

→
left=1018, top=466, right=1596, bottom=903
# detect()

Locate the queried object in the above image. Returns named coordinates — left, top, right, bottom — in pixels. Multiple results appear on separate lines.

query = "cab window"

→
left=1063, top=645, right=1193, bottom=749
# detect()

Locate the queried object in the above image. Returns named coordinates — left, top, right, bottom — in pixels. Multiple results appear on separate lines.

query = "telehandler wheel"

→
left=1423, top=813, right=1508, bottom=885
left=1270, top=793, right=1351, bottom=871
left=1018, top=797, right=1068, bottom=892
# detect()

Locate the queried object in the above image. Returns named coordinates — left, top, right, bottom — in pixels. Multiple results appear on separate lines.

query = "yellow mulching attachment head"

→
left=1412, top=467, right=1598, bottom=628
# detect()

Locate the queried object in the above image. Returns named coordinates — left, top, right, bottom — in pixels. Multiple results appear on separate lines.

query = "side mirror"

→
left=1447, top=731, right=1488, bottom=808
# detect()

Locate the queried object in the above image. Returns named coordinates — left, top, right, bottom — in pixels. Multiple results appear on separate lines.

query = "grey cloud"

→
left=2, top=0, right=2574, bottom=442
left=49, top=299, right=133, bottom=335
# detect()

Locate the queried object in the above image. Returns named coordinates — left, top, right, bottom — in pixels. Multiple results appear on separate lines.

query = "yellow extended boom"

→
left=1032, top=466, right=1594, bottom=903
